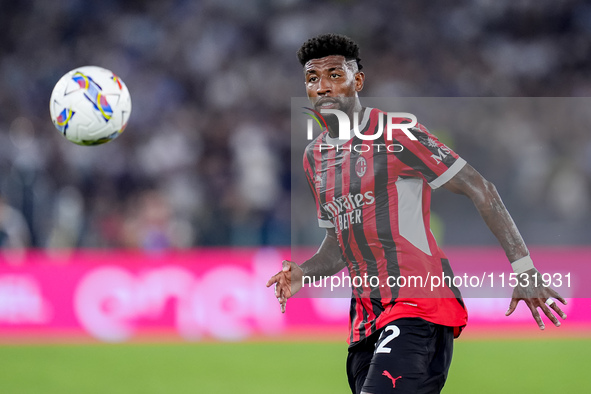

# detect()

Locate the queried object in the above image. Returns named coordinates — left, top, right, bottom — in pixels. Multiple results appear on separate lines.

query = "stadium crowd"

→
left=0, top=0, right=590, bottom=251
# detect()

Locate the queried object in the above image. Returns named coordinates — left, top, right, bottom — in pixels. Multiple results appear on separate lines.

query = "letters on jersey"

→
left=302, top=108, right=468, bottom=344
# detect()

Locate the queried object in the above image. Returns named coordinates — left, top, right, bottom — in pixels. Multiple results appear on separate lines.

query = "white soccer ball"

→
left=49, top=66, right=132, bottom=146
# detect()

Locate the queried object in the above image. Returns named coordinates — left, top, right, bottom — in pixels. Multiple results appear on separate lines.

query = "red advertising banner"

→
left=0, top=248, right=589, bottom=342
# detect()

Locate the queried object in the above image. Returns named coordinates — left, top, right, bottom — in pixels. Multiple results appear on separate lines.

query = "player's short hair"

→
left=297, top=33, right=363, bottom=71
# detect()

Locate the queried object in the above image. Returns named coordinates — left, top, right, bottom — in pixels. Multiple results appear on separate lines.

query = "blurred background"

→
left=1, top=1, right=591, bottom=393
left=1, top=0, right=590, bottom=250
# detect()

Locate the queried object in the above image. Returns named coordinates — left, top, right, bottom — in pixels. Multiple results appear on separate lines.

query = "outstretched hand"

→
left=505, top=268, right=567, bottom=330
left=266, top=260, right=304, bottom=313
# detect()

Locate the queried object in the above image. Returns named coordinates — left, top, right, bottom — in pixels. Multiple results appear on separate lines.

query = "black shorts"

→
left=346, top=318, right=454, bottom=394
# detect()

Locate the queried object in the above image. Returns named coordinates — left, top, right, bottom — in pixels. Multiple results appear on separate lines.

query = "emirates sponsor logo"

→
left=322, top=192, right=375, bottom=231
left=321, top=192, right=375, bottom=218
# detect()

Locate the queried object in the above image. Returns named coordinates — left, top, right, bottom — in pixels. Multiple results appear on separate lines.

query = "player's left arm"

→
left=443, top=163, right=567, bottom=329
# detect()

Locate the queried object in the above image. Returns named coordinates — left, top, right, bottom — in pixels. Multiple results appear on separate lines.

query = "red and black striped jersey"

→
left=303, top=107, right=468, bottom=345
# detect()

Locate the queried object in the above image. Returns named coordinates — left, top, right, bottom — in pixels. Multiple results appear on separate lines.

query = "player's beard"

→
left=314, top=97, right=356, bottom=138
left=314, top=97, right=349, bottom=113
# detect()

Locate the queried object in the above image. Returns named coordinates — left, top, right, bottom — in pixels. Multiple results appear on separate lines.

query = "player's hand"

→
left=505, top=268, right=567, bottom=330
left=265, top=260, right=303, bottom=313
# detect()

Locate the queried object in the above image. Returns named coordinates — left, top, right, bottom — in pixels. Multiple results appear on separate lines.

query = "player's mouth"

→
left=315, top=98, right=340, bottom=110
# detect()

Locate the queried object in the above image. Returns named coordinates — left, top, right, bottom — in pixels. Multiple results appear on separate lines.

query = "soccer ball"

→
left=49, top=66, right=132, bottom=146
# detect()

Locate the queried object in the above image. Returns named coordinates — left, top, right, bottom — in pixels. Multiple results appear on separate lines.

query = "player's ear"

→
left=355, top=72, right=365, bottom=92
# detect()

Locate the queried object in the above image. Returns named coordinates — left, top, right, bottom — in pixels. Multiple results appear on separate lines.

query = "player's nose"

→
left=316, top=76, right=332, bottom=95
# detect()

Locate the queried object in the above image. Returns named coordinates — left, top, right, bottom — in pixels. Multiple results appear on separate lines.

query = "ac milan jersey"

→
left=303, top=107, right=468, bottom=345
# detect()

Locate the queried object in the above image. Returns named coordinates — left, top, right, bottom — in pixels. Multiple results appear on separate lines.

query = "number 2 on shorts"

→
left=375, top=325, right=401, bottom=354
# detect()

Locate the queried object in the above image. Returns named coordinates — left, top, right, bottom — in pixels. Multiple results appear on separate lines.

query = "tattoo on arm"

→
left=444, top=164, right=528, bottom=262
left=300, top=228, right=346, bottom=279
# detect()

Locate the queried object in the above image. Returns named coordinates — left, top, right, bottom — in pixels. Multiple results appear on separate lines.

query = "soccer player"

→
left=266, top=34, right=567, bottom=394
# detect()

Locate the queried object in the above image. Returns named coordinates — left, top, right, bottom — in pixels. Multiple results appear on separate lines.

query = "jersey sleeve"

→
left=388, top=122, right=466, bottom=189
left=303, top=145, right=334, bottom=228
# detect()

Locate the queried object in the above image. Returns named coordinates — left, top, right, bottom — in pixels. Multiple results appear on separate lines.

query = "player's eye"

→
left=308, top=76, right=318, bottom=83
left=330, top=73, right=341, bottom=79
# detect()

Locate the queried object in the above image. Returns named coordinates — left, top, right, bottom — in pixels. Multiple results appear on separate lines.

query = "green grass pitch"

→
left=0, top=338, right=589, bottom=393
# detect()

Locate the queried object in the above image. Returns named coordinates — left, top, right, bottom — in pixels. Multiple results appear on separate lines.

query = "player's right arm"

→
left=266, top=227, right=345, bottom=313
left=443, top=163, right=567, bottom=329
left=392, top=123, right=567, bottom=329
